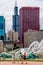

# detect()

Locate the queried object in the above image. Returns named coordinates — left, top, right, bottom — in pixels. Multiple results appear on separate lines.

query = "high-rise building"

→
left=6, top=30, right=18, bottom=42
left=12, top=0, right=19, bottom=39
left=19, top=7, right=40, bottom=47
left=0, top=16, right=5, bottom=40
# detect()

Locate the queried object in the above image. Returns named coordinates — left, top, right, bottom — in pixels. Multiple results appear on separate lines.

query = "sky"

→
left=0, top=0, right=43, bottom=33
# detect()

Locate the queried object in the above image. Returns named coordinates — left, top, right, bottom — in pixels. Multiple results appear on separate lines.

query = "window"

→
left=0, top=23, right=3, bottom=29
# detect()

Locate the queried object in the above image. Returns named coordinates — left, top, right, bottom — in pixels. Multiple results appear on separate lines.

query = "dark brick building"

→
left=19, top=7, right=40, bottom=47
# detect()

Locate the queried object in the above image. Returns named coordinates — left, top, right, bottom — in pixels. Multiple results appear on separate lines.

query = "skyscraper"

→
left=12, top=0, right=19, bottom=39
left=19, top=7, right=40, bottom=47
left=0, top=16, right=5, bottom=40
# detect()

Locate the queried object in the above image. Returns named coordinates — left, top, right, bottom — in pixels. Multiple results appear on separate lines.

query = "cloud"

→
left=36, top=0, right=43, bottom=1
left=0, top=0, right=43, bottom=32
left=40, top=18, right=43, bottom=29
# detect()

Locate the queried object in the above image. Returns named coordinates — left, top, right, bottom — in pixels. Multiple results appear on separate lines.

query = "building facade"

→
left=12, top=0, right=19, bottom=39
left=24, top=29, right=43, bottom=48
left=19, top=7, right=40, bottom=47
left=3, top=40, right=14, bottom=51
left=6, top=30, right=18, bottom=42
left=0, top=40, right=4, bottom=52
left=0, top=16, right=5, bottom=40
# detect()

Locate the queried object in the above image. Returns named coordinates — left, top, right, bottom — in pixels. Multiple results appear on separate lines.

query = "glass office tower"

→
left=0, top=16, right=5, bottom=40
left=12, top=0, right=19, bottom=39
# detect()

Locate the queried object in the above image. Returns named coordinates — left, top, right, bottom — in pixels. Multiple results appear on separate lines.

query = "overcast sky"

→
left=0, top=0, right=43, bottom=33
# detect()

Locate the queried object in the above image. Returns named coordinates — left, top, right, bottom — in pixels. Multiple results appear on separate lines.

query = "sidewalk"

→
left=0, top=61, right=43, bottom=65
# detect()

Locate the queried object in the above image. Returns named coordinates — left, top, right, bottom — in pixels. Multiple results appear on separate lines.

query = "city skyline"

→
left=0, top=0, right=43, bottom=33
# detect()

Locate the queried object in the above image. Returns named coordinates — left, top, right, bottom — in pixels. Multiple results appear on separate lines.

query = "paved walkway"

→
left=0, top=61, right=43, bottom=65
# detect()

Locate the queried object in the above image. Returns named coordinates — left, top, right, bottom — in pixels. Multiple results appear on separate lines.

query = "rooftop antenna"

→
left=15, top=0, right=17, bottom=7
